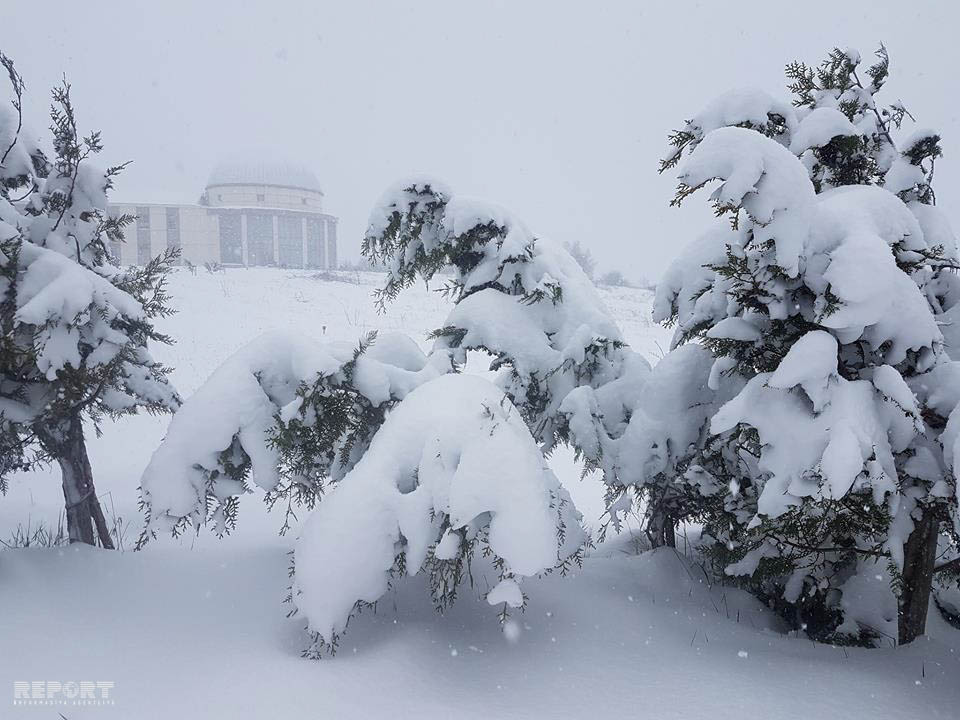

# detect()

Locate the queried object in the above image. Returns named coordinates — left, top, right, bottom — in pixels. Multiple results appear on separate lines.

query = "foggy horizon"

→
left=5, top=1, right=959, bottom=278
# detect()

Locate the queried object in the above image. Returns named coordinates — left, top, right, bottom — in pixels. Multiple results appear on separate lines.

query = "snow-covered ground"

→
left=2, top=268, right=959, bottom=718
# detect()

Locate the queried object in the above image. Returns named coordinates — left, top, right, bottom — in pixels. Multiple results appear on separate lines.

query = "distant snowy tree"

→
left=653, top=46, right=960, bottom=645
left=0, top=54, right=179, bottom=546
left=563, top=239, right=596, bottom=279
left=598, top=270, right=629, bottom=287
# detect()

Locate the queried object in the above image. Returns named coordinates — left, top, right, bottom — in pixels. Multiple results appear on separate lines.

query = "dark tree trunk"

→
left=648, top=510, right=677, bottom=549
left=662, top=515, right=676, bottom=549
left=898, top=509, right=938, bottom=645
left=37, top=414, right=114, bottom=549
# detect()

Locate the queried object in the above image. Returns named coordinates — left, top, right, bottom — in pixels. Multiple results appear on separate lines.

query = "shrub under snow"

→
left=142, top=329, right=587, bottom=651
left=292, top=373, right=586, bottom=655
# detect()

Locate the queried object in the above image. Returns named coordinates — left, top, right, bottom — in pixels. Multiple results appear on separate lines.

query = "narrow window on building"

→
left=278, top=215, right=303, bottom=268
left=218, top=213, right=243, bottom=265
left=326, top=219, right=338, bottom=270
left=136, top=206, right=152, bottom=265
left=247, top=213, right=275, bottom=266
left=166, top=207, right=181, bottom=264
left=306, top=217, right=325, bottom=268
left=257, top=193, right=265, bottom=203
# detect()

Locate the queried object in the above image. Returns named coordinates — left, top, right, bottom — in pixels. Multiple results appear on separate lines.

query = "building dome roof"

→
left=206, top=161, right=323, bottom=193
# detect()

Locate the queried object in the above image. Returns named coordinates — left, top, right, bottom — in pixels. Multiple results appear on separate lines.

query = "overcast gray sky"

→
left=5, top=0, right=959, bottom=278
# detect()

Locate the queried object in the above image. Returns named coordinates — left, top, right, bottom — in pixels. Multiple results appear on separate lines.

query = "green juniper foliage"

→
left=136, top=330, right=411, bottom=546
left=265, top=331, right=392, bottom=533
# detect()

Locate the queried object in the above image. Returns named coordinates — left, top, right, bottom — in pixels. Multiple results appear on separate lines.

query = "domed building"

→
left=108, top=161, right=338, bottom=269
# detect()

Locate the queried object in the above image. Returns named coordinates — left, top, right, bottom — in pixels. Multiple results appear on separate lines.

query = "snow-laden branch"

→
left=140, top=330, right=449, bottom=537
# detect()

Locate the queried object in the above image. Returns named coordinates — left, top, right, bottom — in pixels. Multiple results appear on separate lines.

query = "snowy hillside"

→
left=2, top=269, right=959, bottom=718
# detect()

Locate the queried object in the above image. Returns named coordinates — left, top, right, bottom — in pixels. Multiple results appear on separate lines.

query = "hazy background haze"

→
left=5, top=0, right=959, bottom=278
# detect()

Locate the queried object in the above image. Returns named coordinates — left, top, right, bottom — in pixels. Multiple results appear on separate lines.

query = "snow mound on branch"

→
left=142, top=332, right=352, bottom=530
left=789, top=107, right=860, bottom=155
left=487, top=578, right=524, bottom=608
left=690, top=88, right=797, bottom=137
left=902, top=128, right=941, bottom=153
left=652, top=226, right=729, bottom=346
left=558, top=348, right=652, bottom=467
left=711, top=370, right=916, bottom=521
left=613, top=344, right=729, bottom=488
left=679, top=126, right=815, bottom=277
left=663, top=88, right=797, bottom=168
left=445, top=234, right=623, bottom=380
left=292, top=373, right=586, bottom=645
left=14, top=242, right=144, bottom=380
left=913, top=362, right=960, bottom=420
left=706, top=317, right=762, bottom=342
left=445, top=289, right=558, bottom=378
left=14, top=255, right=131, bottom=324
left=809, top=186, right=940, bottom=364
left=909, top=201, right=959, bottom=262
left=351, top=331, right=441, bottom=405
left=768, top=330, right=838, bottom=411
left=884, top=159, right=927, bottom=197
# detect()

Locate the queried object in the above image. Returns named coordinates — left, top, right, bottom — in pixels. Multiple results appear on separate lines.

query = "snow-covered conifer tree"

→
left=0, top=54, right=179, bottom=546
left=652, top=46, right=960, bottom=644
left=362, top=178, right=650, bottom=485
